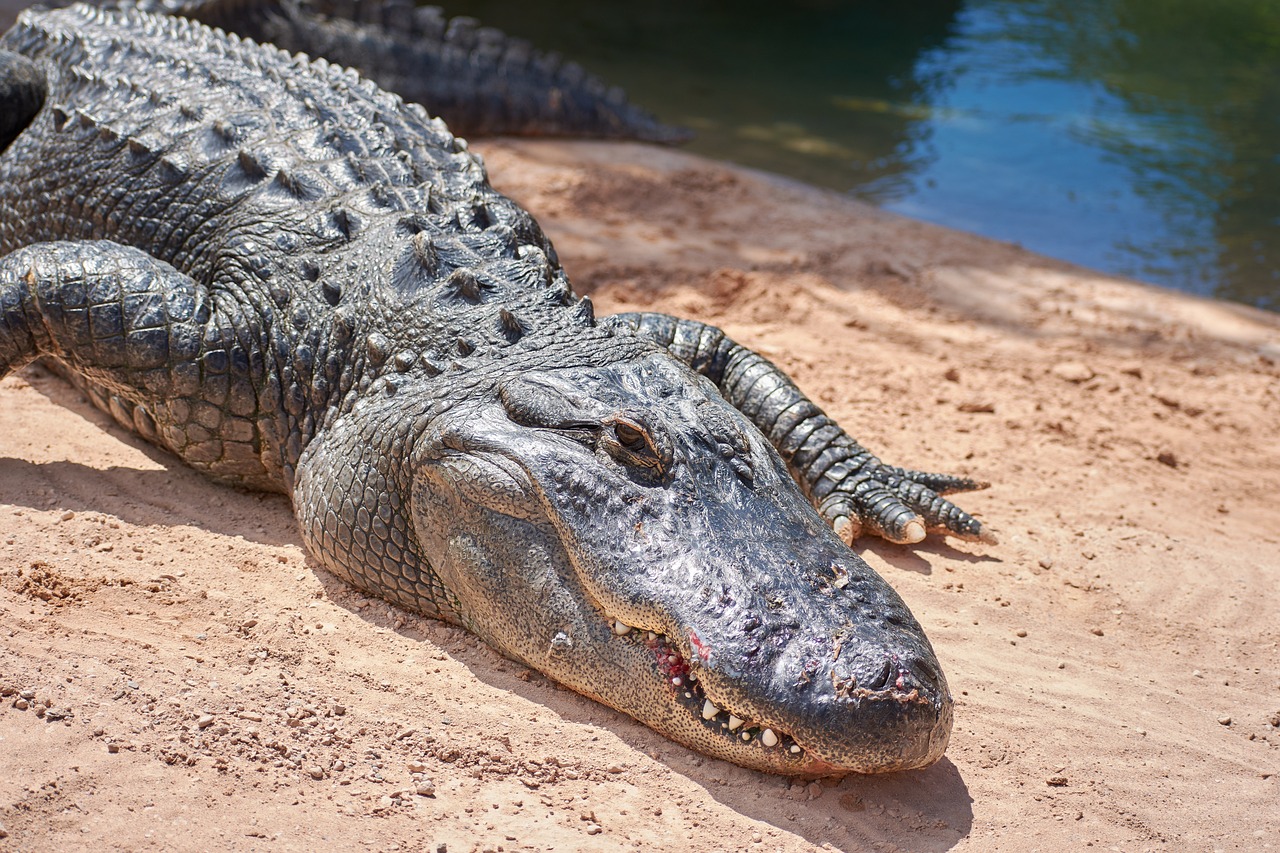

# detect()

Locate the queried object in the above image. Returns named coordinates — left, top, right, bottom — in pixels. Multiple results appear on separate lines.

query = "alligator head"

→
left=411, top=350, right=951, bottom=775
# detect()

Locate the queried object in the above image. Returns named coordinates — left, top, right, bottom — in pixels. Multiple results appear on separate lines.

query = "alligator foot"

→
left=816, top=462, right=996, bottom=546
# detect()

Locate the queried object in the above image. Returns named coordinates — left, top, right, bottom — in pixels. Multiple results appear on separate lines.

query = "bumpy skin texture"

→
left=63, top=0, right=691, bottom=143
left=0, top=5, right=990, bottom=774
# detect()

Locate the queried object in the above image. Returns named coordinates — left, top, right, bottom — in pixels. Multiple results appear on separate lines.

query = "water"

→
left=447, top=0, right=1280, bottom=312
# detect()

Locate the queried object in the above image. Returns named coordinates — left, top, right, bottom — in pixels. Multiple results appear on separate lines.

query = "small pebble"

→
left=107, top=743, right=120, bottom=754
left=1089, top=627, right=1104, bottom=637
left=13, top=698, right=28, bottom=711
left=308, top=766, right=324, bottom=780
left=1218, top=716, right=1232, bottom=726
left=407, top=761, right=426, bottom=773
left=1015, top=629, right=1028, bottom=638
left=416, top=781, right=437, bottom=797
left=1051, top=362, right=1094, bottom=383
left=60, top=511, right=75, bottom=522
left=197, top=714, right=214, bottom=729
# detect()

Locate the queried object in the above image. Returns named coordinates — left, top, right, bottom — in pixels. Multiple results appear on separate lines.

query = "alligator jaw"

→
left=599, top=613, right=949, bottom=776
left=606, top=619, right=811, bottom=765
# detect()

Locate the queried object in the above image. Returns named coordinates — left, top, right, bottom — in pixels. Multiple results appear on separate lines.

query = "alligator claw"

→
left=877, top=465, right=989, bottom=497
left=819, top=465, right=993, bottom=545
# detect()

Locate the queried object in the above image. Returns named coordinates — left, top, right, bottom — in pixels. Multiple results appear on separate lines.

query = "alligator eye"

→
left=614, top=421, right=647, bottom=451
left=603, top=415, right=672, bottom=480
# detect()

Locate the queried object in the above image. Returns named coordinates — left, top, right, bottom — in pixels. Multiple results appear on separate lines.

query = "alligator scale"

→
left=0, top=3, right=993, bottom=775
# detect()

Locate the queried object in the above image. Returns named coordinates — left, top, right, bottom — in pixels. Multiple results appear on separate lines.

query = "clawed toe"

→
left=820, top=465, right=993, bottom=546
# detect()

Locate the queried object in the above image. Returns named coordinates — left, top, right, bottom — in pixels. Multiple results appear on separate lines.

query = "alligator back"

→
left=0, top=3, right=559, bottom=302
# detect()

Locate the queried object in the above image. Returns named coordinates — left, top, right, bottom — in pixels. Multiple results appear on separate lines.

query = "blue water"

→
left=877, top=1, right=1242, bottom=301
left=448, top=0, right=1280, bottom=312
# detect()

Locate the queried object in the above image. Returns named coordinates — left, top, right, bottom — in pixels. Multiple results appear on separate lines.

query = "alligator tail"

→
left=171, top=0, right=692, bottom=143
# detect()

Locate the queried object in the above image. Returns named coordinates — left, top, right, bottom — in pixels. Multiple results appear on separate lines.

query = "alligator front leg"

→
left=0, top=240, right=280, bottom=490
left=613, top=312, right=995, bottom=545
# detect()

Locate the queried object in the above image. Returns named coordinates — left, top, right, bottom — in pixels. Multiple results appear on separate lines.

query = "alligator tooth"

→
left=686, top=671, right=697, bottom=682
left=789, top=744, right=802, bottom=754
left=701, top=700, right=719, bottom=720
left=646, top=632, right=657, bottom=641
left=740, top=731, right=751, bottom=741
left=761, top=728, right=779, bottom=748
left=727, top=715, right=743, bottom=731
left=671, top=677, right=683, bottom=686
left=612, top=621, right=631, bottom=636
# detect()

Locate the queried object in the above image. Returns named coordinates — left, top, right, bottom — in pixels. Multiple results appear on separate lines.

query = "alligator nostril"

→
left=911, top=656, right=940, bottom=688
left=867, top=659, right=893, bottom=690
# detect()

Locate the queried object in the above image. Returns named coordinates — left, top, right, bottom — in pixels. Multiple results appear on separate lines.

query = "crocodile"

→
left=0, top=3, right=993, bottom=775
left=34, top=0, right=692, bottom=143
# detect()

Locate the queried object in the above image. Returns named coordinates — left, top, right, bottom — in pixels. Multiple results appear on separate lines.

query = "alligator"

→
left=33, top=0, right=691, bottom=143
left=0, top=3, right=993, bottom=775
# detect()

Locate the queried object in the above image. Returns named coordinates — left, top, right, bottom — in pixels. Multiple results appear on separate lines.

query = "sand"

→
left=1, top=138, right=1278, bottom=852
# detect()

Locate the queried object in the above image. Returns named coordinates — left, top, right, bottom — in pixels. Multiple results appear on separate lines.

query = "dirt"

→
left=1, top=138, right=1277, bottom=852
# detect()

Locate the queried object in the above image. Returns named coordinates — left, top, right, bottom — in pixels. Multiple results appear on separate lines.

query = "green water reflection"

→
left=448, top=0, right=1280, bottom=311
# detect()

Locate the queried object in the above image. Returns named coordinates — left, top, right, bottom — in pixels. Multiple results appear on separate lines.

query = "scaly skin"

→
left=0, top=4, right=990, bottom=774
left=49, top=0, right=692, bottom=143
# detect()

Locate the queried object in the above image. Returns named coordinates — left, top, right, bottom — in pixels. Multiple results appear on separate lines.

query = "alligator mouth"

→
left=605, top=615, right=809, bottom=764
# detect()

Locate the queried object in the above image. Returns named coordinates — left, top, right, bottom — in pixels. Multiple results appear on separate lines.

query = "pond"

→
left=448, top=0, right=1280, bottom=312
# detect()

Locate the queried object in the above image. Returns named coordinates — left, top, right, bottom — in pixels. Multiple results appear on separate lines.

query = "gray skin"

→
left=44, top=0, right=692, bottom=143
left=0, top=4, right=991, bottom=774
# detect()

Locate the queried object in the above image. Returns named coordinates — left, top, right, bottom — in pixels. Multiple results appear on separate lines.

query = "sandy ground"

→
left=1, top=135, right=1278, bottom=852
